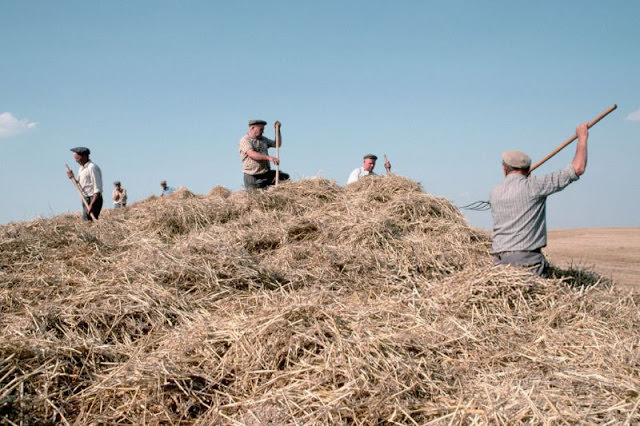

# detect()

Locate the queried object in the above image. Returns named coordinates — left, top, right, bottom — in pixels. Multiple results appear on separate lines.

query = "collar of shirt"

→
left=505, top=173, right=526, bottom=181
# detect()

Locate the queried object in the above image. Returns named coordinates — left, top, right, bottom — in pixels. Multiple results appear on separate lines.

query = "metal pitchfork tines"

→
left=458, top=200, right=491, bottom=211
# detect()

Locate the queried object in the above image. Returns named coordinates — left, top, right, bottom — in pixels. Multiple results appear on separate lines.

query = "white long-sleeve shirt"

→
left=347, top=167, right=376, bottom=184
left=78, top=161, right=103, bottom=197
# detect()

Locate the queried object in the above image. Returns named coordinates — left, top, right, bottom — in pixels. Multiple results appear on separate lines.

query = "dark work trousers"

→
left=82, top=195, right=103, bottom=221
left=244, top=170, right=290, bottom=191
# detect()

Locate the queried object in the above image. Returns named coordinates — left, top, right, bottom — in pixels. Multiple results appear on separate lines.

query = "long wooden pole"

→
left=66, top=164, right=98, bottom=221
left=529, top=104, right=617, bottom=173
left=274, top=121, right=281, bottom=186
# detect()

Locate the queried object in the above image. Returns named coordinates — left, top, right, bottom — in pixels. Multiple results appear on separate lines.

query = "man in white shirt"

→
left=66, top=146, right=103, bottom=221
left=347, top=154, right=391, bottom=184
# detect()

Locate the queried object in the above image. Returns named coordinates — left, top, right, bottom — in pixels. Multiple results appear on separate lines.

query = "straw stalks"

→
left=1, top=176, right=638, bottom=424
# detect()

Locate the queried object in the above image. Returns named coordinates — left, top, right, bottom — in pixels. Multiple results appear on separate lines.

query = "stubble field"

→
left=545, top=227, right=640, bottom=292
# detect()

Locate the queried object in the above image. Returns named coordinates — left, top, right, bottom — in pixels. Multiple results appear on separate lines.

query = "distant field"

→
left=545, top=228, right=640, bottom=292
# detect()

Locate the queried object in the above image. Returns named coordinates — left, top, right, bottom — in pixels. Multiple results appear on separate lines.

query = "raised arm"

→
left=572, top=123, right=588, bottom=176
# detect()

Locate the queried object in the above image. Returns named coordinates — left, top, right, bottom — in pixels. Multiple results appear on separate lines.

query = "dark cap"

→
left=248, top=119, right=267, bottom=126
left=114, top=181, right=121, bottom=185
left=363, top=153, right=378, bottom=160
left=502, top=150, right=531, bottom=169
left=70, top=146, right=90, bottom=156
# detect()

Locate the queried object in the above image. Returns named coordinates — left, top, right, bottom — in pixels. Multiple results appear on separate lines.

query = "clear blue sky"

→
left=2, top=0, right=639, bottom=230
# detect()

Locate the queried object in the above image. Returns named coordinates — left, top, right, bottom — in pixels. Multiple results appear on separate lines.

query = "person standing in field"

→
left=66, top=146, right=103, bottom=221
left=238, top=119, right=289, bottom=191
left=160, top=180, right=175, bottom=197
left=490, top=123, right=589, bottom=276
left=347, top=154, right=391, bottom=184
left=112, top=181, right=127, bottom=208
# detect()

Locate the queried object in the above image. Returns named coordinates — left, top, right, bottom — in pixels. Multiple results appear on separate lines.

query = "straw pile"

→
left=1, top=176, right=638, bottom=424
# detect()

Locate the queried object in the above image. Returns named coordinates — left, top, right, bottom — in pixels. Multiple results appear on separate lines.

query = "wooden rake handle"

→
left=529, top=104, right=617, bottom=173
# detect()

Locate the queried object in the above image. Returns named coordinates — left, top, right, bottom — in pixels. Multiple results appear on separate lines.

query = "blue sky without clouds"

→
left=1, top=0, right=639, bottom=230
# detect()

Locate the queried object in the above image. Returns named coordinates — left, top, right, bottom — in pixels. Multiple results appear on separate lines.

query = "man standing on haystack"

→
left=238, top=119, right=289, bottom=191
left=67, top=146, right=103, bottom=221
left=347, top=154, right=391, bottom=184
left=490, top=123, right=589, bottom=276
left=112, top=181, right=127, bottom=208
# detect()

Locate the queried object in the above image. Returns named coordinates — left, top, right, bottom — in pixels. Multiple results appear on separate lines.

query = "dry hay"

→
left=0, top=176, right=638, bottom=424
left=208, top=185, right=232, bottom=198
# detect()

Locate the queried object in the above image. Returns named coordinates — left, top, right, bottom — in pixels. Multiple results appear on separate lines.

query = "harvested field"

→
left=1, top=176, right=639, bottom=424
left=546, top=228, right=640, bottom=292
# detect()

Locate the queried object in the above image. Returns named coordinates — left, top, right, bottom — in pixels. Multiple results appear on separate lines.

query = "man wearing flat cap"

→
left=489, top=123, right=589, bottom=276
left=67, top=146, right=103, bottom=220
left=238, top=119, right=289, bottom=191
left=347, top=154, right=391, bottom=184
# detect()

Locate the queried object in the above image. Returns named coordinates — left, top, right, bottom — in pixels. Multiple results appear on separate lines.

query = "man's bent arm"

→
left=247, top=149, right=278, bottom=164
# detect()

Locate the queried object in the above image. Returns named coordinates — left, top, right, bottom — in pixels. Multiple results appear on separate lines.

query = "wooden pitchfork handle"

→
left=66, top=164, right=98, bottom=221
left=529, top=104, right=617, bottom=173
left=274, top=122, right=281, bottom=186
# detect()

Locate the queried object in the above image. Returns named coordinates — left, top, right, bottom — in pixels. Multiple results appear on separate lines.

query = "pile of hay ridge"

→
left=1, top=176, right=638, bottom=424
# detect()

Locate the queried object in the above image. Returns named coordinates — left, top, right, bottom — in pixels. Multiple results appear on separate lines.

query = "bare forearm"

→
left=572, top=123, right=588, bottom=176
left=247, top=150, right=279, bottom=165
left=247, top=150, right=272, bottom=162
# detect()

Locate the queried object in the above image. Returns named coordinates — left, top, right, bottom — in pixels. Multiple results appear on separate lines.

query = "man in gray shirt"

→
left=490, top=123, right=589, bottom=276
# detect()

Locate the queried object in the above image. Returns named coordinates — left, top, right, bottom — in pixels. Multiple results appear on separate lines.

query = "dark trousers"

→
left=83, top=196, right=103, bottom=221
left=244, top=170, right=290, bottom=191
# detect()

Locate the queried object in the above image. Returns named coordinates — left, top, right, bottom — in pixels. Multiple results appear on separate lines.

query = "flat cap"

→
left=248, top=119, right=267, bottom=126
left=363, top=153, right=378, bottom=160
left=502, top=150, right=531, bottom=169
left=114, top=181, right=121, bottom=185
left=70, top=146, right=90, bottom=156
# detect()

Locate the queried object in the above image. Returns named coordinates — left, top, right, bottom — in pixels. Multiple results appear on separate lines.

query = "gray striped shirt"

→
left=490, top=164, right=579, bottom=253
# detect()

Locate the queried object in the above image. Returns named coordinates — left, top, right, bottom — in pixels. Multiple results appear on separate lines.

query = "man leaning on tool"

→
left=490, top=123, right=589, bottom=276
left=238, top=119, right=289, bottom=191
left=67, top=146, right=103, bottom=221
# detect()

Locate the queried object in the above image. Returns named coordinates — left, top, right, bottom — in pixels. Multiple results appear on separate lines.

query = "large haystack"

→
left=1, top=176, right=638, bottom=424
